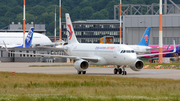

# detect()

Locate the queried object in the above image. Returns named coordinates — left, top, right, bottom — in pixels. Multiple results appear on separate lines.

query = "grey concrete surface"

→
left=0, top=62, right=180, bottom=80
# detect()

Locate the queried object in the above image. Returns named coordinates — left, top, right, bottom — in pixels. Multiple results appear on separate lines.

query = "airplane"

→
left=128, top=27, right=175, bottom=57
left=0, top=29, right=52, bottom=48
left=0, top=27, right=34, bottom=48
left=142, top=44, right=180, bottom=58
left=0, top=27, right=64, bottom=48
left=3, top=13, right=176, bottom=75
left=128, top=27, right=152, bottom=54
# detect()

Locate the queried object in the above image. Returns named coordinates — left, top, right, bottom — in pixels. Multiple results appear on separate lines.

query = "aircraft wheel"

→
left=77, top=71, right=81, bottom=74
left=114, top=68, right=118, bottom=74
left=119, top=68, right=122, bottom=74
left=82, top=71, right=86, bottom=74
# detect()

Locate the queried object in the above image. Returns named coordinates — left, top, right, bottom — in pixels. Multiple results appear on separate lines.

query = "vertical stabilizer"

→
left=12, top=27, right=34, bottom=48
left=25, top=27, right=34, bottom=48
left=65, top=13, right=79, bottom=44
left=138, top=27, right=151, bottom=46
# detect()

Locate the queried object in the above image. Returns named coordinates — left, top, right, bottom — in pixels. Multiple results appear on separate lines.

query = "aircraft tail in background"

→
left=25, top=27, right=34, bottom=48
left=13, top=27, right=34, bottom=48
left=138, top=27, right=151, bottom=46
left=65, top=13, right=79, bottom=44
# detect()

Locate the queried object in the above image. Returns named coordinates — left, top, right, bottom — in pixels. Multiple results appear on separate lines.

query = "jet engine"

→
left=74, top=59, right=89, bottom=71
left=130, top=59, right=144, bottom=71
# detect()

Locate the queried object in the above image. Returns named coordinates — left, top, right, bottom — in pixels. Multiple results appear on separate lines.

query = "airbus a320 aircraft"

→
left=4, top=13, right=176, bottom=75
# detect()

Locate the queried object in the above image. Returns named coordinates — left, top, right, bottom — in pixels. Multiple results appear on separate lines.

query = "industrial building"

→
left=61, top=20, right=121, bottom=44
left=0, top=22, right=46, bottom=34
left=113, top=0, right=180, bottom=45
left=123, top=15, right=180, bottom=45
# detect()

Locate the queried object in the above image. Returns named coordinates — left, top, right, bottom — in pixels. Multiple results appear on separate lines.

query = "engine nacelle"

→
left=130, top=59, right=144, bottom=71
left=74, top=59, right=89, bottom=71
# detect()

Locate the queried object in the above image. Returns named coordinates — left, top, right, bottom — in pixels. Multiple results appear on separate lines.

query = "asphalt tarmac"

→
left=0, top=62, right=180, bottom=80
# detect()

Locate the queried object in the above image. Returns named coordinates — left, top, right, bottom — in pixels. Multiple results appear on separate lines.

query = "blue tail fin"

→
left=13, top=27, right=34, bottom=48
left=138, top=27, right=151, bottom=46
left=25, top=27, right=34, bottom=48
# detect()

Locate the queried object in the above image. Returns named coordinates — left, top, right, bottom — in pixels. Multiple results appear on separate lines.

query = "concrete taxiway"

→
left=0, top=62, right=180, bottom=80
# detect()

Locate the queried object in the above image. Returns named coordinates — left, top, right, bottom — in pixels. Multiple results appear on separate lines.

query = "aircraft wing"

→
left=81, top=57, right=99, bottom=62
left=34, top=45, right=67, bottom=50
left=137, top=40, right=176, bottom=58
left=3, top=41, right=99, bottom=62
left=147, top=43, right=171, bottom=51
left=146, top=47, right=169, bottom=51
left=4, top=48, right=98, bottom=61
left=33, top=41, right=65, bottom=47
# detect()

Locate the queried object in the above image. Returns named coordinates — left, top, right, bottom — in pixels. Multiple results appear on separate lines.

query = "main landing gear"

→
left=77, top=71, right=86, bottom=74
left=114, top=65, right=127, bottom=75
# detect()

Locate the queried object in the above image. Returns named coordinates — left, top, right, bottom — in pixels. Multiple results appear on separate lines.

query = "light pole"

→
left=54, top=5, right=58, bottom=42
left=159, top=0, right=163, bottom=63
left=23, top=0, right=26, bottom=48
left=59, top=0, right=61, bottom=40
left=120, top=0, right=122, bottom=44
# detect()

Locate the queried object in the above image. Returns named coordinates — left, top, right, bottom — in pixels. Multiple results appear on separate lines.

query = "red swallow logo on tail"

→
left=67, top=25, right=73, bottom=40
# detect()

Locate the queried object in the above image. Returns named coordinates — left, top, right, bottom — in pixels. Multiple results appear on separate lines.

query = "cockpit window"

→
left=120, top=50, right=135, bottom=53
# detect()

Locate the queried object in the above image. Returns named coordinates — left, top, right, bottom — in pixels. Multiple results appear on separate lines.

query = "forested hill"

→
left=0, top=0, right=180, bottom=36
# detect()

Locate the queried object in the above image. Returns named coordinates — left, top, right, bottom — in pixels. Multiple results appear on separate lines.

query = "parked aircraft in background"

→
left=128, top=27, right=177, bottom=58
left=128, top=27, right=152, bottom=54
left=142, top=44, right=180, bottom=58
left=0, top=29, right=52, bottom=47
left=0, top=27, right=34, bottom=48
left=3, top=13, right=176, bottom=75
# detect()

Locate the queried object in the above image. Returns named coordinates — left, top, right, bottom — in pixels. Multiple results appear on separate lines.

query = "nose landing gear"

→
left=122, top=66, right=127, bottom=75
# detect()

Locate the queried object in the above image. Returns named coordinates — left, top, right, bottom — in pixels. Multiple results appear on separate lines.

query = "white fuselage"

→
left=0, top=32, right=52, bottom=45
left=65, top=43, right=137, bottom=65
left=128, top=45, right=152, bottom=54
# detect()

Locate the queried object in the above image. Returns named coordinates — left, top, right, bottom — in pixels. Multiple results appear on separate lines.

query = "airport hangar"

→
left=114, top=2, right=180, bottom=46
left=1, top=2, right=180, bottom=62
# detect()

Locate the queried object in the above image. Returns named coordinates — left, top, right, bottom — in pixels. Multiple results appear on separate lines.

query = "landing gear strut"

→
left=114, top=65, right=127, bottom=75
left=77, top=71, right=86, bottom=74
left=122, top=66, right=127, bottom=75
